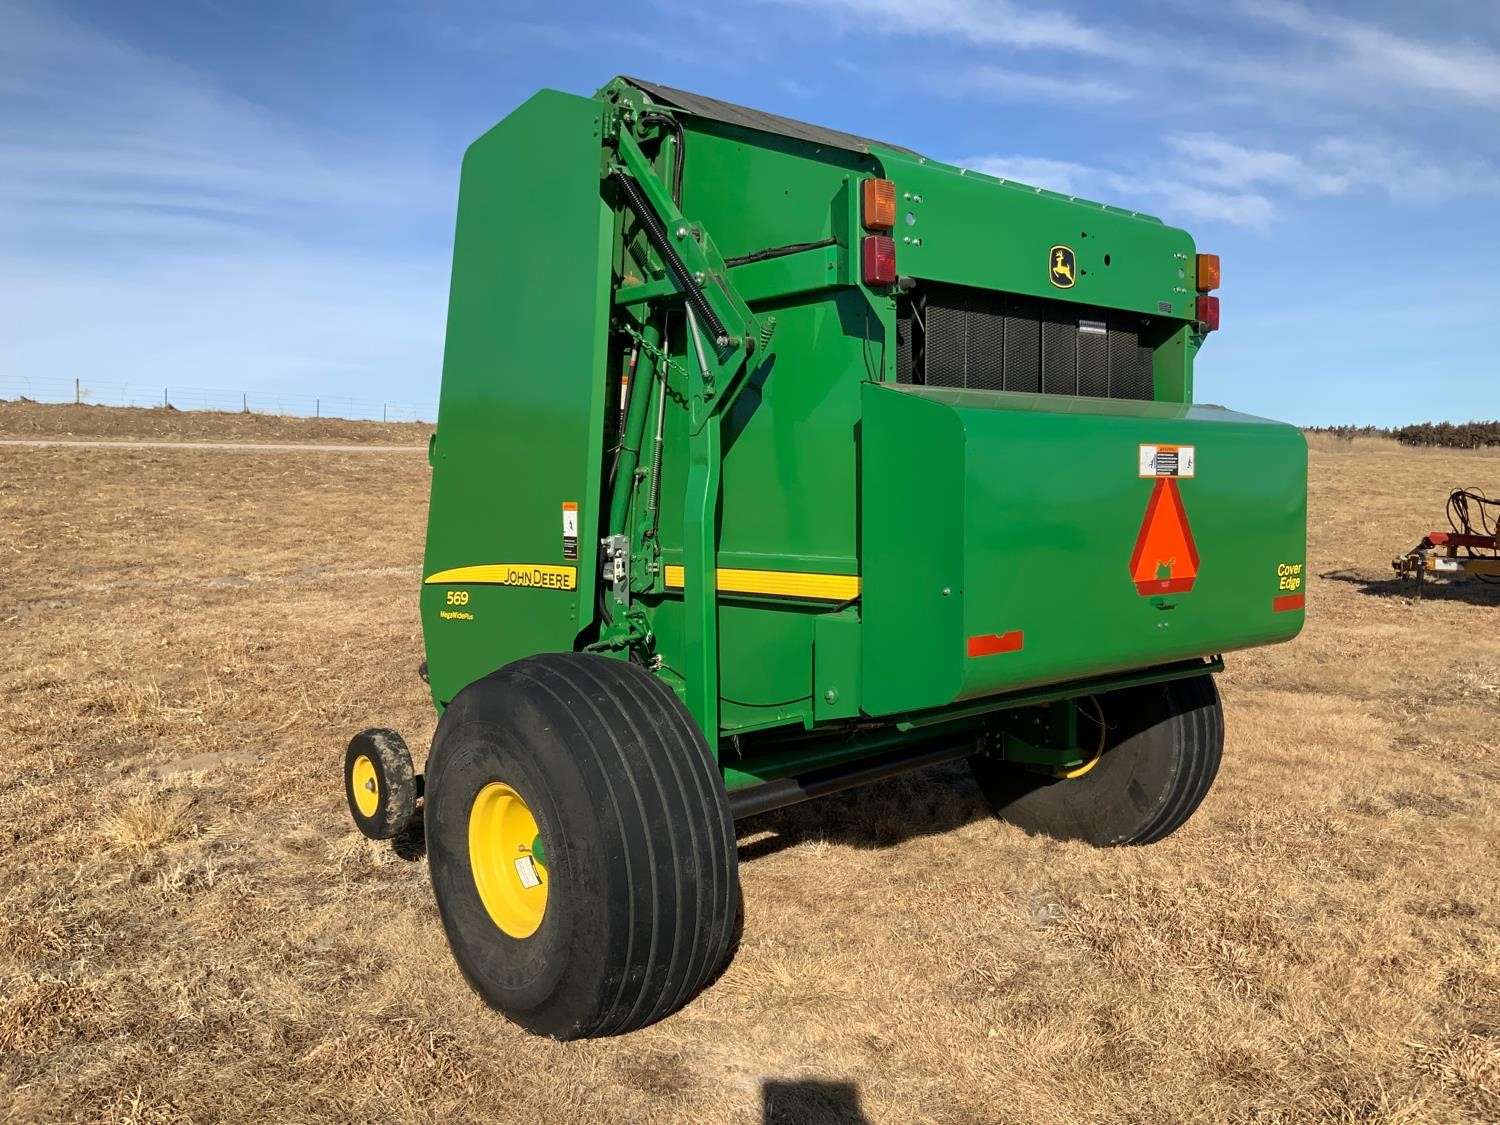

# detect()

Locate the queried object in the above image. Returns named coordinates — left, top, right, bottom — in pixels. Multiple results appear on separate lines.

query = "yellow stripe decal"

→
left=425, top=564, right=576, bottom=590
left=663, top=565, right=859, bottom=601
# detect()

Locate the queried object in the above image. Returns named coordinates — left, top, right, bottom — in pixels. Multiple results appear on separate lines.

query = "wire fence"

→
left=0, top=375, right=437, bottom=423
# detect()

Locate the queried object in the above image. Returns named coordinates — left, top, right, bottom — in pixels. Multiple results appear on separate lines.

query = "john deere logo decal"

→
left=1049, top=245, right=1076, bottom=288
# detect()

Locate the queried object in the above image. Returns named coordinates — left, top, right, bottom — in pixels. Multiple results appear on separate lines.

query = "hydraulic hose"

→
left=606, top=318, right=664, bottom=538
left=647, top=358, right=668, bottom=526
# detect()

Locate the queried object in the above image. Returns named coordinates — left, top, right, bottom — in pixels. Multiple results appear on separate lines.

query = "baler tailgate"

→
left=859, top=384, right=1307, bottom=717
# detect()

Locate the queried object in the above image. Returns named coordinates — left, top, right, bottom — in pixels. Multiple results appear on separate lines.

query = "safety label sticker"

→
left=562, top=501, right=578, bottom=560
left=1139, top=444, right=1195, bottom=478
left=514, top=855, right=542, bottom=889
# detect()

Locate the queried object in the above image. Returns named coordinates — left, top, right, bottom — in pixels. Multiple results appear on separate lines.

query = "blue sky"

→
left=2, top=0, right=1496, bottom=425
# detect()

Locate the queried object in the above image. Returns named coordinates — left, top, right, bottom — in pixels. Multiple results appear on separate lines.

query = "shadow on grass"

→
left=762, top=1078, right=870, bottom=1124
left=736, top=761, right=988, bottom=862
left=393, top=764, right=990, bottom=866
left=1320, top=568, right=1500, bottom=606
left=391, top=807, right=426, bottom=861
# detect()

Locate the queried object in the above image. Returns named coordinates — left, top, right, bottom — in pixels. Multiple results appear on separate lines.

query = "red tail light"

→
left=862, top=236, right=896, bottom=286
left=1196, top=294, right=1220, bottom=332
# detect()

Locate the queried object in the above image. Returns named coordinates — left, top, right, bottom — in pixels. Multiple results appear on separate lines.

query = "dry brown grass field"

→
left=0, top=400, right=431, bottom=446
left=2, top=404, right=1497, bottom=1123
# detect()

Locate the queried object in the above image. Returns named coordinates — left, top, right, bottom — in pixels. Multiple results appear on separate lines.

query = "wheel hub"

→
left=468, top=782, right=547, bottom=938
left=351, top=754, right=380, bottom=817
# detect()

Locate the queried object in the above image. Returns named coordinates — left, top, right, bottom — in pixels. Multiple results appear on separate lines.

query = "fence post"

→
left=75, top=378, right=80, bottom=405
left=243, top=393, right=247, bottom=413
left=164, top=387, right=168, bottom=408
left=316, top=398, right=320, bottom=418
left=383, top=404, right=387, bottom=423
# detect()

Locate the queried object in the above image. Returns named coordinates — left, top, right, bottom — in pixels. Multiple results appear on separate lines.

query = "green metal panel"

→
left=860, top=384, right=1306, bottom=717
left=420, top=90, right=614, bottom=706
left=631, top=121, right=888, bottom=738
left=871, top=148, right=1199, bottom=320
left=859, top=390, right=966, bottom=714
left=813, top=609, right=862, bottom=721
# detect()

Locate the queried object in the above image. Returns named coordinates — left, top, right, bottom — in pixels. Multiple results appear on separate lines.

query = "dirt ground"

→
left=0, top=400, right=431, bottom=446
left=1, top=418, right=1496, bottom=1123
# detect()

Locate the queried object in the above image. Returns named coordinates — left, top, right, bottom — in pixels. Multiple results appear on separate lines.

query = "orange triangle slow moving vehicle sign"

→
left=1129, top=478, right=1199, bottom=595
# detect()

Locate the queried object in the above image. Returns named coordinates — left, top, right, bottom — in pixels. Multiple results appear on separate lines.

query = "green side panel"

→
left=678, top=121, right=874, bottom=265
left=420, top=90, right=613, bottom=705
left=871, top=148, right=1197, bottom=320
left=634, top=123, right=884, bottom=735
left=860, top=384, right=1306, bottom=717
left=859, top=392, right=966, bottom=713
left=667, top=128, right=878, bottom=568
left=813, top=610, right=862, bottom=721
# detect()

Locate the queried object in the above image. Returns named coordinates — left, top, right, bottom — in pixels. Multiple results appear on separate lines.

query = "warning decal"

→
left=1129, top=477, right=1199, bottom=596
left=562, top=501, right=579, bottom=561
left=1139, top=444, right=1195, bottom=478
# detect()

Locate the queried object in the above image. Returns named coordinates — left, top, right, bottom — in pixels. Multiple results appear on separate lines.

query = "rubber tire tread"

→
left=970, top=674, right=1223, bottom=847
left=1132, top=674, right=1222, bottom=844
left=343, top=728, right=416, bottom=841
left=425, top=653, right=738, bottom=1040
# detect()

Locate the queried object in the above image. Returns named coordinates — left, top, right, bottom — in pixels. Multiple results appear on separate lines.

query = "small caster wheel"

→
left=344, top=728, right=417, bottom=840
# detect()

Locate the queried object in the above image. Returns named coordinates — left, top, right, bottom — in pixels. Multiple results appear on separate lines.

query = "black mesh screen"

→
left=896, top=305, right=913, bottom=385
left=1041, top=316, right=1077, bottom=395
left=1003, top=312, right=1040, bottom=393
left=925, top=301, right=966, bottom=388
left=1077, top=321, right=1109, bottom=397
left=967, top=304, right=1006, bottom=391
left=898, top=282, right=1157, bottom=401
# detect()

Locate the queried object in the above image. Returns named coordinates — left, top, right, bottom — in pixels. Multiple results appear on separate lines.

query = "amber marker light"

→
left=1196, top=253, right=1221, bottom=291
left=861, top=178, right=896, bottom=230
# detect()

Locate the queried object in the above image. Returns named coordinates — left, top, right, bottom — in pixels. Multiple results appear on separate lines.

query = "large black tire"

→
left=424, top=653, right=739, bottom=1040
left=970, top=674, right=1223, bottom=846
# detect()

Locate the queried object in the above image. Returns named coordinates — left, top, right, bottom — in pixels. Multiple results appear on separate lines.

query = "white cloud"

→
left=1310, top=136, right=1493, bottom=202
left=964, top=155, right=1095, bottom=196
left=944, top=63, right=1134, bottom=105
left=1162, top=134, right=1348, bottom=195
left=761, top=0, right=1125, bottom=57
left=963, top=152, right=1277, bottom=229
left=1165, top=132, right=1495, bottom=203
left=962, top=123, right=1499, bottom=231
left=1132, top=181, right=1276, bottom=229
left=0, top=1, right=451, bottom=258
left=0, top=0, right=453, bottom=403
left=1243, top=0, right=1500, bottom=104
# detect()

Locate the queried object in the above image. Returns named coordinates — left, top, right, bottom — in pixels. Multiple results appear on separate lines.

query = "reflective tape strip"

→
left=663, top=565, right=859, bottom=601
left=967, top=631, right=1024, bottom=657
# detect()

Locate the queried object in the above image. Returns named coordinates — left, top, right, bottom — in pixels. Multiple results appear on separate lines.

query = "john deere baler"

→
left=342, top=77, right=1307, bottom=1039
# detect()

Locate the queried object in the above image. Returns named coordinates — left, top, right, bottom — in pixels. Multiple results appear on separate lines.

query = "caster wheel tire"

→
left=971, top=674, right=1223, bottom=846
left=344, top=728, right=418, bottom=841
left=425, top=652, right=739, bottom=1040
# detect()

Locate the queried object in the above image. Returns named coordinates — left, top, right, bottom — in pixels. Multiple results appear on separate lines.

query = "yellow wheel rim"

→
left=351, top=754, right=380, bottom=817
left=468, top=782, right=547, bottom=939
